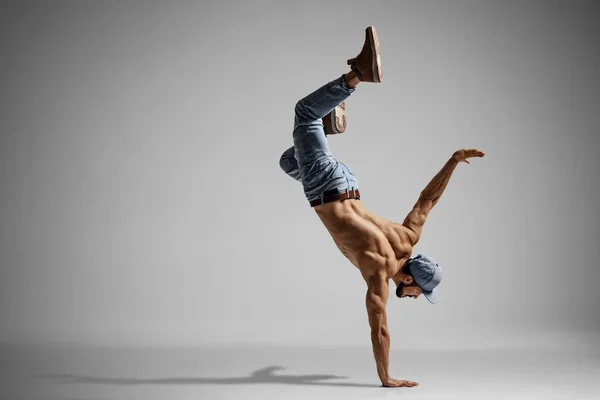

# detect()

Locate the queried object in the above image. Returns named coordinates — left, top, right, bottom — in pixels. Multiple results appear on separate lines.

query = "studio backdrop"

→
left=1, top=0, right=598, bottom=350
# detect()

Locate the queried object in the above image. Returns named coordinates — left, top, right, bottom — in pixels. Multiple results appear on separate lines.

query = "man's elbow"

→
left=371, top=325, right=390, bottom=343
left=417, top=195, right=436, bottom=213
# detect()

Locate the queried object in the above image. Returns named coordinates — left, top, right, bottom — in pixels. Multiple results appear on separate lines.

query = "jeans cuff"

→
left=339, top=74, right=356, bottom=94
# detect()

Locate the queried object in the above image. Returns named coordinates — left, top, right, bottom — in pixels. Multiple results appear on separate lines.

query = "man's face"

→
left=398, top=282, right=423, bottom=299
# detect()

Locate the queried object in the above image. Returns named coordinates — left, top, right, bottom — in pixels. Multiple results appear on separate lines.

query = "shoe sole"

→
left=367, top=26, right=382, bottom=83
left=326, top=102, right=346, bottom=135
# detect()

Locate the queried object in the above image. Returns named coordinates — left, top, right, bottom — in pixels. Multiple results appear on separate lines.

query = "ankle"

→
left=344, top=71, right=360, bottom=89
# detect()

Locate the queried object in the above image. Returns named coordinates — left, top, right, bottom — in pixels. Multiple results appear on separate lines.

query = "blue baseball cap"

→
left=406, top=253, right=442, bottom=304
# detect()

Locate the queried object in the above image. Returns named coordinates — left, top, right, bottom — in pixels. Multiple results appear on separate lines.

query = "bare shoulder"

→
left=372, top=219, right=415, bottom=261
left=390, top=222, right=418, bottom=247
left=356, top=246, right=404, bottom=284
left=358, top=257, right=390, bottom=283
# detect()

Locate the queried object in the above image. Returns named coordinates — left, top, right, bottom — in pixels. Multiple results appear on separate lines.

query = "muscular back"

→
left=314, top=199, right=414, bottom=279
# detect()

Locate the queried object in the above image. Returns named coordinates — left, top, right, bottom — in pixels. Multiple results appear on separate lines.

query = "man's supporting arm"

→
left=365, top=272, right=419, bottom=387
left=366, top=272, right=391, bottom=384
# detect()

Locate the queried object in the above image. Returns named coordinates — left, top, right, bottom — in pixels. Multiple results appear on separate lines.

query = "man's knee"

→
left=295, top=100, right=317, bottom=124
left=279, top=153, right=295, bottom=174
left=279, top=152, right=301, bottom=181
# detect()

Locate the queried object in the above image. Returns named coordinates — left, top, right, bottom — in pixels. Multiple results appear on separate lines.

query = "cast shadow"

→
left=38, top=365, right=379, bottom=388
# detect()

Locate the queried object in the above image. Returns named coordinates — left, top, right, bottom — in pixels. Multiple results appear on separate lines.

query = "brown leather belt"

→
left=309, top=188, right=361, bottom=207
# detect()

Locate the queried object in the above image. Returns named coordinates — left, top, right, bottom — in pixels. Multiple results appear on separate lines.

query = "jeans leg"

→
left=293, top=75, right=355, bottom=171
left=279, top=146, right=301, bottom=181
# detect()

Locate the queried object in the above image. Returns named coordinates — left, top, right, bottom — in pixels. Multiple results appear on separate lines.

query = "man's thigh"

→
left=293, top=118, right=331, bottom=169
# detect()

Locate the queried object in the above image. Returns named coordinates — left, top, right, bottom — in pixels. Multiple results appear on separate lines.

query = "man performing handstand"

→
left=279, top=26, right=485, bottom=387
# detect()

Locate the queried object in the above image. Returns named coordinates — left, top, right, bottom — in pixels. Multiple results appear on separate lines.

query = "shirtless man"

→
left=279, top=26, right=485, bottom=387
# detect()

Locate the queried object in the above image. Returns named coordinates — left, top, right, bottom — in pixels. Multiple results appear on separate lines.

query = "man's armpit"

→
left=403, top=207, right=426, bottom=231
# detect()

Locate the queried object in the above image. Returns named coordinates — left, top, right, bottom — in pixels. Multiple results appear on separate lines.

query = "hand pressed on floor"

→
left=382, top=378, right=419, bottom=387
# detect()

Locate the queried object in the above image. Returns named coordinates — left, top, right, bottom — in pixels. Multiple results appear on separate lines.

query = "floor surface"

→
left=1, top=344, right=599, bottom=400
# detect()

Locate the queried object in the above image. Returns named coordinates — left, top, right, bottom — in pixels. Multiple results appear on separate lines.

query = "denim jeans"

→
left=279, top=75, right=359, bottom=204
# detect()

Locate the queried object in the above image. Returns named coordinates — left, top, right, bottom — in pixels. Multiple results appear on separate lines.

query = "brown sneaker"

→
left=347, top=26, right=382, bottom=83
left=323, top=101, right=346, bottom=135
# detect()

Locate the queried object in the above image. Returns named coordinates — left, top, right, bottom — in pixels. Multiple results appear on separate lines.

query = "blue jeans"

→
left=279, top=75, right=359, bottom=204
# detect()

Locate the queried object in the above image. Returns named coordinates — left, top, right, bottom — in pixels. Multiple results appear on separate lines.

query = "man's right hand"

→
left=382, top=378, right=419, bottom=387
left=452, top=148, right=485, bottom=164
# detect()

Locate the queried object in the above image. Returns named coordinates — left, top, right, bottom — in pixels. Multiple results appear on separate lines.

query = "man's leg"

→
left=285, top=25, right=381, bottom=186
left=281, top=76, right=356, bottom=182
left=279, top=146, right=301, bottom=181
left=292, top=72, right=360, bottom=175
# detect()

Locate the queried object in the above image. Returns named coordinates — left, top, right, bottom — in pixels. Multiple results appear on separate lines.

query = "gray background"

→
left=1, top=0, right=599, bottom=353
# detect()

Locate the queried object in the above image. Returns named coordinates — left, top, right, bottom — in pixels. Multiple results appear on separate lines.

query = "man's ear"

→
left=402, top=275, right=413, bottom=285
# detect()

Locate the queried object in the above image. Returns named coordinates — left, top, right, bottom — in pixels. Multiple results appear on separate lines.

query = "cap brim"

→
left=422, top=288, right=438, bottom=304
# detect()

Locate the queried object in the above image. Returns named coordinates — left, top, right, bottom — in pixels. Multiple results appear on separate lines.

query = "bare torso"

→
left=314, top=198, right=414, bottom=279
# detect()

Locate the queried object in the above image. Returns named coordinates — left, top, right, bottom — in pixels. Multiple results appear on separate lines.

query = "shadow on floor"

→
left=38, top=365, right=379, bottom=388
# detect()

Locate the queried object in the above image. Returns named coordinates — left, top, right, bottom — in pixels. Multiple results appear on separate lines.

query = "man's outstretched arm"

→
left=366, top=272, right=419, bottom=388
left=403, top=148, right=485, bottom=244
